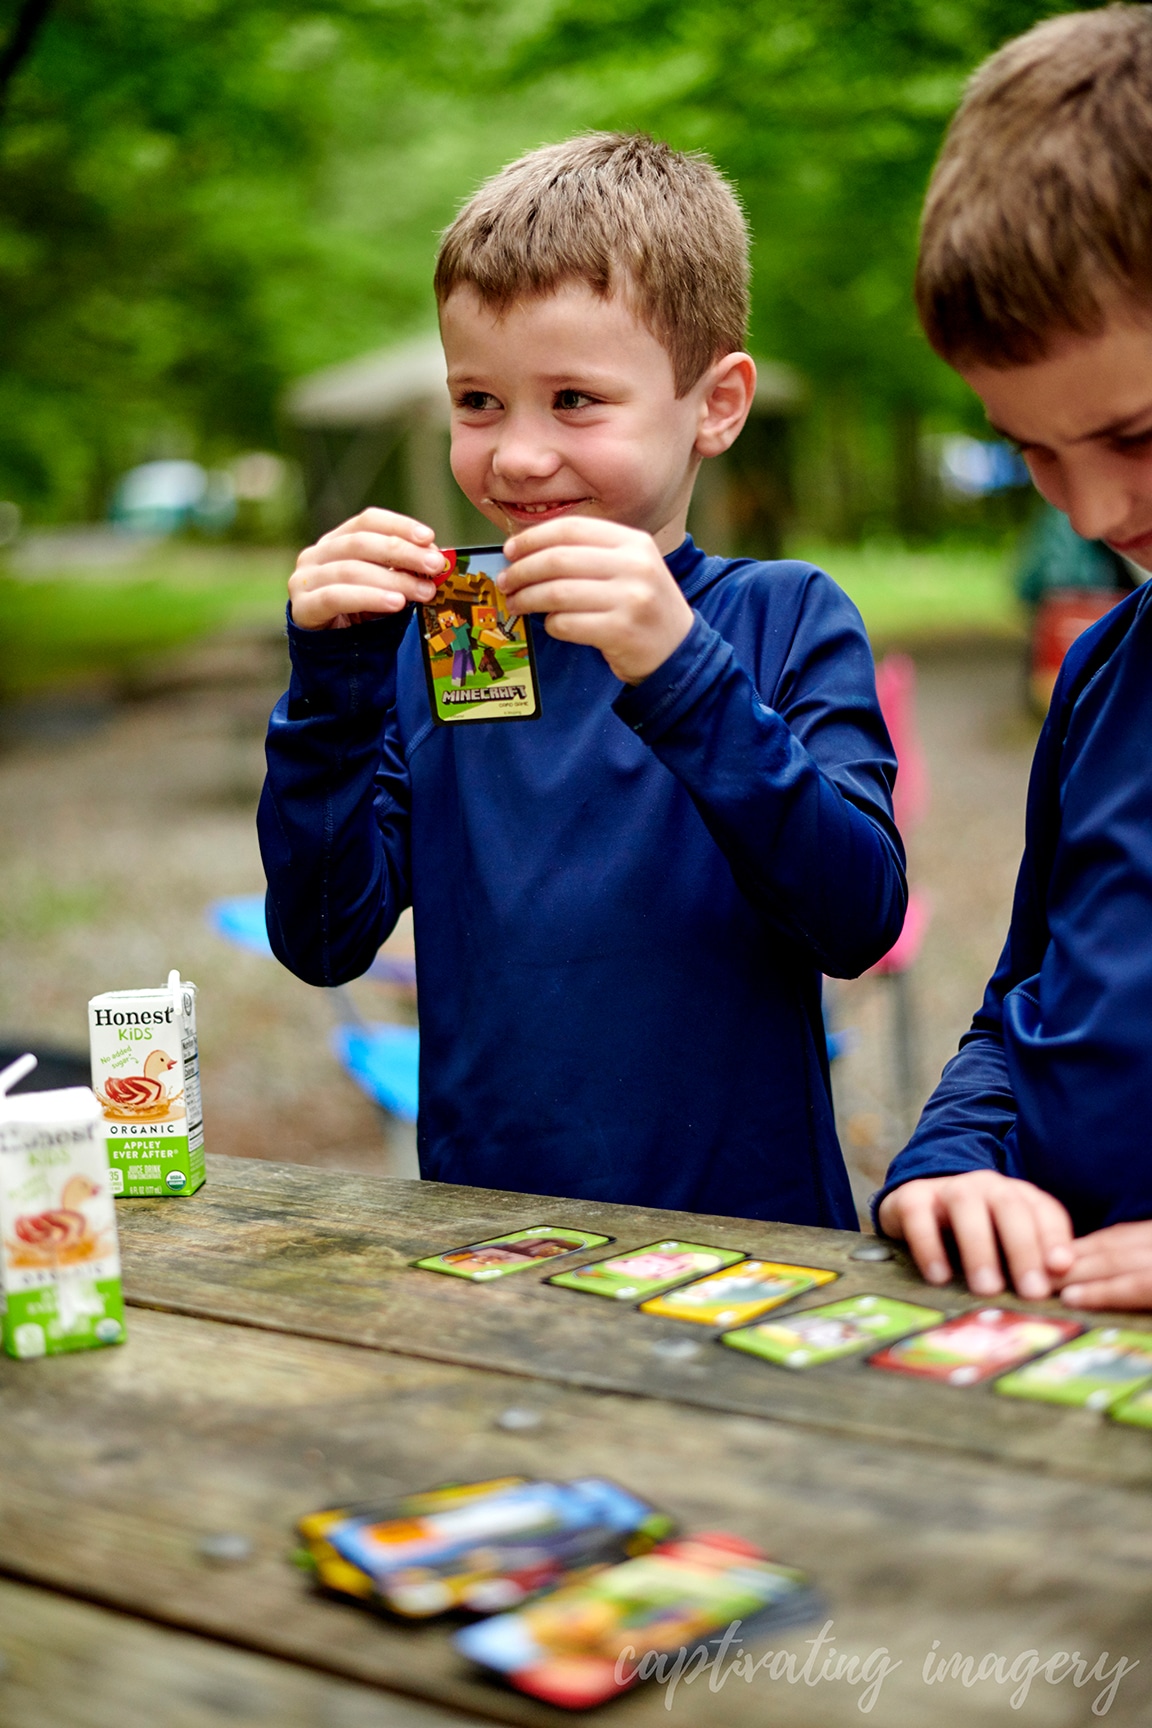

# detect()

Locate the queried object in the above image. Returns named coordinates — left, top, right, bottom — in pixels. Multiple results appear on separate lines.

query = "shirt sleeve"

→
left=612, top=588, right=907, bottom=978
left=257, top=607, right=414, bottom=986
left=871, top=657, right=1066, bottom=1224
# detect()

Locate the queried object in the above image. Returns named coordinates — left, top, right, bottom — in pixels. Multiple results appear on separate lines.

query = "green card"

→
left=721, top=1294, right=945, bottom=1368
left=1110, top=1384, right=1152, bottom=1429
left=995, top=1326, right=1152, bottom=1409
left=414, top=1226, right=612, bottom=1281
left=547, top=1241, right=746, bottom=1301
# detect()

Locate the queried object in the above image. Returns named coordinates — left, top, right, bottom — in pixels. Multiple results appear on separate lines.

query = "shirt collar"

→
left=665, top=534, right=720, bottom=603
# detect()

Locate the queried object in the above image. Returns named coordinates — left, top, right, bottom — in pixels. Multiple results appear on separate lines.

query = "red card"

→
left=868, top=1307, right=1082, bottom=1386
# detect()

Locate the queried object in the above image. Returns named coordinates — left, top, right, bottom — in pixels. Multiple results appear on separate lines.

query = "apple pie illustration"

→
left=95, top=1048, right=183, bottom=1121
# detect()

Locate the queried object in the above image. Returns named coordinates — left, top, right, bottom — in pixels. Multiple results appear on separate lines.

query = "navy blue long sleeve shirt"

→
left=259, top=536, right=906, bottom=1226
left=878, top=583, right=1152, bottom=1235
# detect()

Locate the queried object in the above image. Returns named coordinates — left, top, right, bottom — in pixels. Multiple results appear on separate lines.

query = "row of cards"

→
left=297, top=1475, right=819, bottom=1710
left=414, top=1225, right=1152, bottom=1420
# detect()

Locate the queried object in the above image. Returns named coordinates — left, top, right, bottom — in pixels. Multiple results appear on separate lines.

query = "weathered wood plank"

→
left=115, top=1157, right=1152, bottom=1487
left=0, top=1577, right=493, bottom=1728
left=0, top=1307, right=1149, bottom=1727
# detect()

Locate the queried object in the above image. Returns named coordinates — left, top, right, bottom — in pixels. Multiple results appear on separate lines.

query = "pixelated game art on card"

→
left=418, top=547, right=540, bottom=724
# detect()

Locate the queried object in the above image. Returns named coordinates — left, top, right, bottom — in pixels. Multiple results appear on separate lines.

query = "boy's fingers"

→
left=499, top=546, right=623, bottom=595
left=290, top=584, right=410, bottom=624
left=508, top=579, right=628, bottom=617
left=988, top=1192, right=1050, bottom=1298
left=890, top=1189, right=953, bottom=1286
left=947, top=1191, right=1005, bottom=1295
left=334, top=507, right=435, bottom=543
left=293, top=560, right=436, bottom=603
left=307, top=532, right=445, bottom=576
left=1061, top=1269, right=1152, bottom=1310
left=504, top=516, right=634, bottom=559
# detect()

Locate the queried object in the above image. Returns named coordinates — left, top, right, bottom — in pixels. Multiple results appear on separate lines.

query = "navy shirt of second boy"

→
left=259, top=536, right=906, bottom=1227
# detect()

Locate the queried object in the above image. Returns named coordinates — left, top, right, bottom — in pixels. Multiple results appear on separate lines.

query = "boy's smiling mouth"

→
left=488, top=497, right=593, bottom=525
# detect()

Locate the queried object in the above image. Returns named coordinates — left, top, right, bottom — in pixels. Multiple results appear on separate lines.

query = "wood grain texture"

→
left=0, top=1307, right=1149, bottom=1727
left=116, top=1157, right=1152, bottom=1487
left=0, top=1578, right=492, bottom=1728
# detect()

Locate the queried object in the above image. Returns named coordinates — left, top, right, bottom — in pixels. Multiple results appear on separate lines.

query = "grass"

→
left=0, top=545, right=291, bottom=697
left=791, top=540, right=1025, bottom=649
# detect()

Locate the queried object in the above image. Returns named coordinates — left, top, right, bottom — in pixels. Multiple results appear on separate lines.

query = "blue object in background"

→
left=110, top=459, right=236, bottom=536
left=208, top=895, right=420, bottom=1120
left=331, top=1023, right=419, bottom=1122
left=210, top=895, right=275, bottom=956
left=208, top=895, right=416, bottom=984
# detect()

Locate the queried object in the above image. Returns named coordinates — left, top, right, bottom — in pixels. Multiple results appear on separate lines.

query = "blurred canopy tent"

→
left=283, top=334, right=805, bottom=557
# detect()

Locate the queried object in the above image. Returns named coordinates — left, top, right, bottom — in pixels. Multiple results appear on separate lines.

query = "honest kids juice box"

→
left=88, top=971, right=205, bottom=1198
left=0, top=1054, right=126, bottom=1359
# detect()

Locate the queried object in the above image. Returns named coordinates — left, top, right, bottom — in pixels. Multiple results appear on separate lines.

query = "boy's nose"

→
left=490, top=421, right=562, bottom=483
left=1060, top=456, right=1144, bottom=547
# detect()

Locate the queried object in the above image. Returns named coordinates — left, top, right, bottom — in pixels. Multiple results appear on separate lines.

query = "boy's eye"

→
left=553, top=388, right=598, bottom=411
left=455, top=391, right=500, bottom=413
left=1113, top=426, right=1152, bottom=453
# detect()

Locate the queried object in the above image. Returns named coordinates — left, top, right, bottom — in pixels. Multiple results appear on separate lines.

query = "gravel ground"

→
left=0, top=635, right=1037, bottom=1212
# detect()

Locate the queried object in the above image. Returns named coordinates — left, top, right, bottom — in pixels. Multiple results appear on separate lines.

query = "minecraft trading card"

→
left=419, top=547, right=540, bottom=724
left=640, top=1259, right=837, bottom=1326
left=547, top=1242, right=746, bottom=1302
left=414, top=1225, right=611, bottom=1281
left=870, top=1307, right=1082, bottom=1387
left=995, top=1325, right=1152, bottom=1410
left=721, top=1293, right=945, bottom=1368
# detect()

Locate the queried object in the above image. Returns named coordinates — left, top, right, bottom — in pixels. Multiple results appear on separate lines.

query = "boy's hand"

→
left=288, top=508, right=445, bottom=631
left=499, top=518, right=693, bottom=684
left=1050, top=1221, right=1152, bottom=1310
left=877, top=1170, right=1073, bottom=1300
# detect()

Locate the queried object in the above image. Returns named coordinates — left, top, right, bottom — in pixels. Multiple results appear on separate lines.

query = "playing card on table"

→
left=640, top=1260, right=836, bottom=1326
left=995, top=1326, right=1152, bottom=1410
left=869, top=1307, right=1082, bottom=1386
left=722, top=1293, right=944, bottom=1368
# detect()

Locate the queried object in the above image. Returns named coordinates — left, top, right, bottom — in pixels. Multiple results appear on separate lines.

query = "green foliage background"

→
left=0, top=0, right=1091, bottom=528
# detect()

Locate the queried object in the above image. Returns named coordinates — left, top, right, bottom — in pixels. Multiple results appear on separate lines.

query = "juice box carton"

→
left=0, top=1053, right=126, bottom=1359
left=88, top=970, right=205, bottom=1198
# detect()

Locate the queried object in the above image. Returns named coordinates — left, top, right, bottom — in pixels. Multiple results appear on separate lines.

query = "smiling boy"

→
left=260, top=134, right=905, bottom=1222
left=876, top=7, right=1152, bottom=1307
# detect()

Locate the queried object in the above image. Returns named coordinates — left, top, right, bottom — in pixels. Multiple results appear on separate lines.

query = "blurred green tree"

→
left=0, top=0, right=1100, bottom=532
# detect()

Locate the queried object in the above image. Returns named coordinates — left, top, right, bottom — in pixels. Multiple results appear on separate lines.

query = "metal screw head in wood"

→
left=197, top=1533, right=254, bottom=1566
left=849, top=1241, right=895, bottom=1262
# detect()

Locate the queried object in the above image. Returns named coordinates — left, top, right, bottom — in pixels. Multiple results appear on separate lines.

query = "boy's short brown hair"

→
left=917, top=4, right=1152, bottom=367
left=434, top=132, right=749, bottom=396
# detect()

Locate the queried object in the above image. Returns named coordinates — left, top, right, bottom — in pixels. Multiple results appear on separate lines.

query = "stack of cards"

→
left=869, top=1308, right=1082, bottom=1387
left=297, top=1476, right=673, bottom=1619
left=724, top=1294, right=944, bottom=1369
left=414, top=1226, right=611, bottom=1282
left=546, top=1240, right=746, bottom=1301
left=453, top=1532, right=821, bottom=1710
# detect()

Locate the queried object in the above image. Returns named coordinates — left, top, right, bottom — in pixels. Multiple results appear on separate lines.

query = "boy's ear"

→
left=694, top=353, right=757, bottom=458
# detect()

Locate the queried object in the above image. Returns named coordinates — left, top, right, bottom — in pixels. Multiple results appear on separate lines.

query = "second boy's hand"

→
left=498, top=516, right=694, bottom=685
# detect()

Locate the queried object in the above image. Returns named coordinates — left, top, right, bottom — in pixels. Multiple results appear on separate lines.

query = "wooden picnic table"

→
left=2, top=1154, right=1150, bottom=1727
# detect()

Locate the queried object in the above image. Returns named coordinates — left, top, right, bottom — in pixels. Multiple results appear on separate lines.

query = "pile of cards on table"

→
left=296, top=1476, right=820, bottom=1709
left=412, top=1225, right=1152, bottom=1422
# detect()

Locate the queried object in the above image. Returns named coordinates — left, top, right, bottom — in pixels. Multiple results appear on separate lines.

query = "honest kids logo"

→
left=418, top=548, right=540, bottom=724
